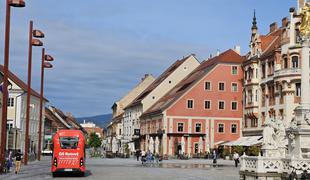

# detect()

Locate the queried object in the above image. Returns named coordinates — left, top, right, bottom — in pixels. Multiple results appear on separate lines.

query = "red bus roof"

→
left=54, top=129, right=85, bottom=138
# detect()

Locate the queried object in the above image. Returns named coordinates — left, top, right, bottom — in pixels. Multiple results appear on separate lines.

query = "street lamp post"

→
left=24, top=20, right=44, bottom=165
left=0, top=0, right=25, bottom=171
left=37, top=48, right=53, bottom=161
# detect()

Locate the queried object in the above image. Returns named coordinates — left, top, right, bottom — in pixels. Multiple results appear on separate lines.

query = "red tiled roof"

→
left=141, top=49, right=244, bottom=117
left=0, top=65, right=48, bottom=101
left=125, top=55, right=192, bottom=109
left=260, top=28, right=282, bottom=56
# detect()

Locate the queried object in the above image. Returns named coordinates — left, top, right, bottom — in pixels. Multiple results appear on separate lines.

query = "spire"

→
left=252, top=9, right=258, bottom=30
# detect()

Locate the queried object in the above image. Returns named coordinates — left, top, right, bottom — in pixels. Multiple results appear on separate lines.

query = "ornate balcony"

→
left=274, top=68, right=301, bottom=79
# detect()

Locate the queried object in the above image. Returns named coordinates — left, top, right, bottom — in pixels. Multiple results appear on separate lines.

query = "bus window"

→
left=60, top=137, right=79, bottom=149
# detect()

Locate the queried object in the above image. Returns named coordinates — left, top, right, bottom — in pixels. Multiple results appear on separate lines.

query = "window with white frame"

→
left=204, top=100, right=211, bottom=109
left=232, top=66, right=238, bottom=75
left=231, top=83, right=238, bottom=92
left=187, top=99, right=194, bottom=109
left=195, top=123, right=201, bottom=132
left=231, top=101, right=237, bottom=110
left=218, top=101, right=225, bottom=110
left=218, top=123, right=224, bottom=133
left=7, top=97, right=14, bottom=107
left=205, top=81, right=211, bottom=91
left=219, top=82, right=225, bottom=91
left=177, top=123, right=184, bottom=132
left=231, top=124, right=237, bottom=133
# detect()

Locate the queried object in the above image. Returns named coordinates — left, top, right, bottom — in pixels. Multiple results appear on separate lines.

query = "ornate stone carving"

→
left=304, top=110, right=310, bottom=125
left=262, top=118, right=288, bottom=149
left=300, top=2, right=310, bottom=37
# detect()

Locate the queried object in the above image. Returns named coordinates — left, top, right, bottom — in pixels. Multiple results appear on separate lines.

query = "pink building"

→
left=140, top=49, right=244, bottom=156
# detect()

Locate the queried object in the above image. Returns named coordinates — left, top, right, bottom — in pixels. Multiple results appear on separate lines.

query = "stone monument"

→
left=287, top=2, right=310, bottom=159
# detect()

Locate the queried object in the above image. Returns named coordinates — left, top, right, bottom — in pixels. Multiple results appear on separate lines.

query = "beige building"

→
left=106, top=74, right=155, bottom=153
left=123, top=54, right=200, bottom=152
left=243, top=4, right=304, bottom=136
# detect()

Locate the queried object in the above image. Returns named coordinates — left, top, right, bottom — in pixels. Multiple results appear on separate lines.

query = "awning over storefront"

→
left=223, top=136, right=263, bottom=147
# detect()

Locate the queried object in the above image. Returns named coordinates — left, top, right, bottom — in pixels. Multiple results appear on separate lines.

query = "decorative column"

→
left=288, top=3, right=310, bottom=158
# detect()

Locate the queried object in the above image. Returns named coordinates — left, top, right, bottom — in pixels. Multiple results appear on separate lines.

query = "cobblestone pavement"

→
left=0, top=157, right=240, bottom=180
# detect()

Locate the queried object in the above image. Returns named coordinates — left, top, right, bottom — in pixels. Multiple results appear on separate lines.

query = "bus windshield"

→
left=59, top=136, right=79, bottom=149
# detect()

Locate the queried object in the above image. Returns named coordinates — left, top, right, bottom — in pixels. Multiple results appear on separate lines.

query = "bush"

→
left=221, top=148, right=231, bottom=159
left=232, top=146, right=245, bottom=156
left=248, top=146, right=260, bottom=156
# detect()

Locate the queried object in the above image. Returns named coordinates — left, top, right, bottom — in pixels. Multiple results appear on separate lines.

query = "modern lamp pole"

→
left=37, top=48, right=53, bottom=161
left=0, top=0, right=25, bottom=171
left=24, top=20, right=44, bottom=165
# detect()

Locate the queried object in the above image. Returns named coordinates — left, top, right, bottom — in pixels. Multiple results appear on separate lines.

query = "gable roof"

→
left=141, top=49, right=245, bottom=117
left=125, top=55, right=192, bottom=109
left=260, top=28, right=282, bottom=57
left=45, top=107, right=70, bottom=129
left=0, top=65, right=48, bottom=101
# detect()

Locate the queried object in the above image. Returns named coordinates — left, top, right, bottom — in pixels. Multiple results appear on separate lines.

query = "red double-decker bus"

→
left=51, top=130, right=86, bottom=177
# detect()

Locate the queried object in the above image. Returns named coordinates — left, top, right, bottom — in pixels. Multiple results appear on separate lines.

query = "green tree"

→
left=88, top=132, right=102, bottom=148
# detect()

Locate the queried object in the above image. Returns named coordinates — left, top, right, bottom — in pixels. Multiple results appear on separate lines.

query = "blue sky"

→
left=0, top=0, right=296, bottom=117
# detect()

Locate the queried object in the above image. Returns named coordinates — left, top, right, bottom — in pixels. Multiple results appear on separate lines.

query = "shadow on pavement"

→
left=52, top=170, right=92, bottom=178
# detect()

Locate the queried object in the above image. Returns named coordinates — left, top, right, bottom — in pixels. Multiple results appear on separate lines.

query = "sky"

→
left=0, top=0, right=296, bottom=117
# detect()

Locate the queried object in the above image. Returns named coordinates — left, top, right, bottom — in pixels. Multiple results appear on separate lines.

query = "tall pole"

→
left=24, top=20, right=33, bottom=165
left=0, top=0, right=11, bottom=170
left=38, top=48, right=45, bottom=161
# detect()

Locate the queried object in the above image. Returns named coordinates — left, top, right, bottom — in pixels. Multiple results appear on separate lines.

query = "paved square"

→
left=1, top=157, right=240, bottom=180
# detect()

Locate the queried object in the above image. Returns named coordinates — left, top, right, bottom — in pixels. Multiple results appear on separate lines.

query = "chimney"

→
left=234, top=45, right=241, bottom=55
left=282, top=17, right=288, bottom=27
left=216, top=49, right=220, bottom=56
left=269, top=22, right=278, bottom=33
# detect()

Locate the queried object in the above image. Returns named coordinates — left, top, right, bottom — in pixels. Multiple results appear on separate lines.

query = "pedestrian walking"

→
left=212, top=150, right=217, bottom=166
left=136, top=149, right=141, bottom=161
left=141, top=150, right=146, bottom=164
left=7, top=151, right=13, bottom=172
left=15, top=150, right=22, bottom=174
left=233, top=152, right=240, bottom=167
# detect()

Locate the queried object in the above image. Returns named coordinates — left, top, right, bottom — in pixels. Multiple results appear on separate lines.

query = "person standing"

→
left=233, top=152, right=240, bottom=167
left=7, top=151, right=13, bottom=172
left=136, top=149, right=141, bottom=161
left=212, top=150, right=217, bottom=166
left=15, top=150, right=22, bottom=174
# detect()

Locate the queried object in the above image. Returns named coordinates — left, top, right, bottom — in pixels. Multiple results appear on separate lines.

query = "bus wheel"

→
left=52, top=172, right=57, bottom=177
left=80, top=172, right=85, bottom=177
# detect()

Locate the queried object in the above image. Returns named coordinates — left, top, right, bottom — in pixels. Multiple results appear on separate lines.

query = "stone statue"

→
left=300, top=2, right=310, bottom=37
left=275, top=118, right=286, bottom=148
left=262, top=122, right=276, bottom=148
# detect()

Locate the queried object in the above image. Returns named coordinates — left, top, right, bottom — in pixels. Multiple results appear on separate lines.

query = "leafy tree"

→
left=88, top=132, right=102, bottom=148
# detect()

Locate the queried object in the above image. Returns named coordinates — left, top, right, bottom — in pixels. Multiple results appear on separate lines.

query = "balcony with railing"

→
left=274, top=68, right=301, bottom=78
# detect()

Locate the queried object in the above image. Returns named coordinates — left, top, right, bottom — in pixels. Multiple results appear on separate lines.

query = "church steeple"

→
left=252, top=9, right=258, bottom=30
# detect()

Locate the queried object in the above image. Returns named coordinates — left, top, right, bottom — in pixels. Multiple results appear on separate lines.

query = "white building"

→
left=0, top=65, right=47, bottom=159
left=242, top=5, right=304, bottom=136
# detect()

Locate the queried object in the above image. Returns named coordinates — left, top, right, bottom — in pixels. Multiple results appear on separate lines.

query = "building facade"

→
left=243, top=7, right=303, bottom=136
left=123, top=55, right=200, bottom=153
left=140, top=49, right=244, bottom=156
left=0, top=66, right=47, bottom=160
left=106, top=74, right=155, bottom=153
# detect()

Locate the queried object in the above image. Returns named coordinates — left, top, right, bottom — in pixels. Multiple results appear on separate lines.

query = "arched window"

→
left=292, top=56, right=299, bottom=68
